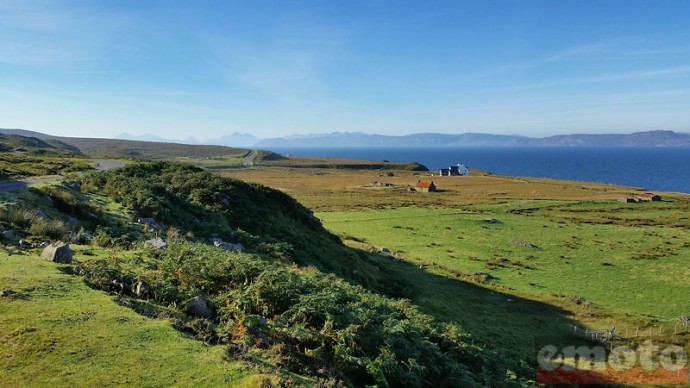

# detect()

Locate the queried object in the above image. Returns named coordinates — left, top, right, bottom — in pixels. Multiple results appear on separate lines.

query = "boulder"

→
left=71, top=231, right=93, bottom=244
left=40, top=242, right=73, bottom=264
left=1, top=230, right=18, bottom=241
left=144, top=237, right=167, bottom=250
left=138, top=217, right=162, bottom=231
left=134, top=280, right=149, bottom=298
left=379, top=247, right=391, bottom=254
left=185, top=296, right=213, bottom=318
left=213, top=239, right=243, bottom=252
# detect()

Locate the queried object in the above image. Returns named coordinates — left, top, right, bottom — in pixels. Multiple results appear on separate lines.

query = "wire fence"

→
left=565, top=318, right=689, bottom=349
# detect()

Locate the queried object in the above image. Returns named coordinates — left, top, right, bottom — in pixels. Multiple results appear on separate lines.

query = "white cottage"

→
left=439, top=163, right=468, bottom=176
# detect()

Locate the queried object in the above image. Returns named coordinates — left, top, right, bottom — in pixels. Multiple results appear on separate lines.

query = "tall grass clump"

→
left=29, top=219, right=69, bottom=240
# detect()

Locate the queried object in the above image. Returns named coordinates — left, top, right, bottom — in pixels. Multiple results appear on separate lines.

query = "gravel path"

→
left=95, top=159, right=126, bottom=171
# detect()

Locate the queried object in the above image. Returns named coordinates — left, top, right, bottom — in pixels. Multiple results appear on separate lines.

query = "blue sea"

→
left=270, top=147, right=690, bottom=194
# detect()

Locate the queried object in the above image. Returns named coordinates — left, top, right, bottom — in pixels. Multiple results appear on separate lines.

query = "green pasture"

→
left=319, top=199, right=690, bottom=319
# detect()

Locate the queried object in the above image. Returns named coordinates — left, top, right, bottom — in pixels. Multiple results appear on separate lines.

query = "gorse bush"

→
left=79, top=162, right=413, bottom=296
left=76, top=240, right=514, bottom=387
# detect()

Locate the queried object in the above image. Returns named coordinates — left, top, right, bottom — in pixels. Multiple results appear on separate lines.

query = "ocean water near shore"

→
left=270, top=147, right=690, bottom=194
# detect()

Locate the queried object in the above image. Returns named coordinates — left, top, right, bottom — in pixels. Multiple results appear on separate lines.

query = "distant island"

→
left=256, top=130, right=690, bottom=148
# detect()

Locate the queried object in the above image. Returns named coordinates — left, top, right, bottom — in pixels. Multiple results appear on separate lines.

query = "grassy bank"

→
left=0, top=249, right=260, bottom=387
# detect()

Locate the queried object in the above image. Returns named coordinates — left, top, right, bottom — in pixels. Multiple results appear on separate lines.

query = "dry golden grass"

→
left=220, top=166, right=661, bottom=211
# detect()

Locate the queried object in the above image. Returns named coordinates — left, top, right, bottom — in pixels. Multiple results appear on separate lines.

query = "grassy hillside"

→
left=223, top=165, right=690, bottom=373
left=60, top=138, right=249, bottom=160
left=0, top=154, right=93, bottom=181
left=0, top=128, right=250, bottom=160
left=78, top=162, right=408, bottom=294
left=0, top=133, right=93, bottom=181
left=1, top=161, right=531, bottom=386
left=0, top=133, right=81, bottom=154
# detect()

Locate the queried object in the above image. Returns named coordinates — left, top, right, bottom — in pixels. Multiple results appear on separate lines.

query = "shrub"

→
left=6, top=207, right=37, bottom=229
left=29, top=219, right=69, bottom=240
left=75, top=240, right=513, bottom=386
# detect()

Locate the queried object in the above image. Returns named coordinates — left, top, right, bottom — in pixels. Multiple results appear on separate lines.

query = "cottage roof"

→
left=639, top=192, right=658, bottom=198
left=416, top=181, right=434, bottom=189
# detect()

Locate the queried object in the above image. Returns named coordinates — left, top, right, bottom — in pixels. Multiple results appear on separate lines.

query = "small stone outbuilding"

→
left=415, top=180, right=437, bottom=192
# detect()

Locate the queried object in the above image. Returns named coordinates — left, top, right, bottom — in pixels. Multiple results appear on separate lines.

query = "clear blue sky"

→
left=2, top=0, right=690, bottom=140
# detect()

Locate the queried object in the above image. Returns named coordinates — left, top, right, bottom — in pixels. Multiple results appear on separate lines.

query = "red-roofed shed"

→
left=415, top=180, right=436, bottom=192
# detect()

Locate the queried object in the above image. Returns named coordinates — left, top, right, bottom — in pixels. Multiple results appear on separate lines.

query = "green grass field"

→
left=319, top=200, right=690, bottom=319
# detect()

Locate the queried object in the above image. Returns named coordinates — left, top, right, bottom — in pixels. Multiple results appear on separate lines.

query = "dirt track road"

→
left=242, top=150, right=258, bottom=166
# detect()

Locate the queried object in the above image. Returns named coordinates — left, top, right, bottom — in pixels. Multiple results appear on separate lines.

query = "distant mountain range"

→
left=4, top=128, right=690, bottom=149
left=256, top=130, right=690, bottom=148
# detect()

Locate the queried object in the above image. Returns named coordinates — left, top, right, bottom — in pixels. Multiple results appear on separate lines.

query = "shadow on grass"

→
left=359, top=247, right=594, bottom=368
left=0, top=179, right=28, bottom=193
